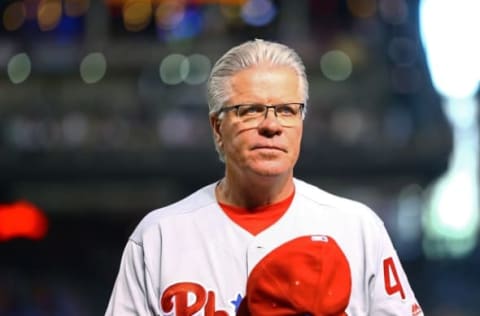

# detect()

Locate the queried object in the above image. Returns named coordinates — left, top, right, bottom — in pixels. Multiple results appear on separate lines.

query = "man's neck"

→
left=216, top=172, right=295, bottom=210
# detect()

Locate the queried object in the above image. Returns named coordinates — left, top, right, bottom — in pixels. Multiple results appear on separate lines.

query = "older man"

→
left=105, top=39, right=423, bottom=316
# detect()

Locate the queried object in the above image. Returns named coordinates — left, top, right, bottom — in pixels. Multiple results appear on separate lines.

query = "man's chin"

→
left=248, top=162, right=291, bottom=178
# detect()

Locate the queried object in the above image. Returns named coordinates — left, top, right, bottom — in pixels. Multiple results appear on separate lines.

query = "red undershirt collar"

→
left=218, top=191, right=295, bottom=235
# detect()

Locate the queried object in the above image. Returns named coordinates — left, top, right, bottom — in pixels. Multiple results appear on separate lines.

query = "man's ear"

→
left=210, top=115, right=223, bottom=148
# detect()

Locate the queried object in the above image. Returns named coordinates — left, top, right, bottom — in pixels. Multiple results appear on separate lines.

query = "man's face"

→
left=211, top=65, right=304, bottom=178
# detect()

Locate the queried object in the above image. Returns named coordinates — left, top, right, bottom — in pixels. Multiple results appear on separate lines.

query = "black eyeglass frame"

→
left=216, top=102, right=305, bottom=119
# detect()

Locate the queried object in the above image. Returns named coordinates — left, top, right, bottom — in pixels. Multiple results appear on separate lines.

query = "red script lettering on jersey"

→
left=161, top=282, right=229, bottom=316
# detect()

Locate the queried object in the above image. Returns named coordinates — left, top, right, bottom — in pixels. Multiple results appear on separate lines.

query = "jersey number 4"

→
left=383, top=257, right=406, bottom=300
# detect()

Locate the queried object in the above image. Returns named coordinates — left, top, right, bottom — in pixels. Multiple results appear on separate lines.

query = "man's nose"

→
left=263, top=106, right=277, bottom=119
left=258, top=107, right=282, bottom=135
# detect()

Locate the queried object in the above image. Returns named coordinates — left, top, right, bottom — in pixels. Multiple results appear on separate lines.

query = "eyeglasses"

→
left=216, top=103, right=304, bottom=127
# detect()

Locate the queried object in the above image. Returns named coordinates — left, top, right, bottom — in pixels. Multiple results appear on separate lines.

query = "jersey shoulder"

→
left=130, top=182, right=218, bottom=243
left=294, top=178, right=384, bottom=225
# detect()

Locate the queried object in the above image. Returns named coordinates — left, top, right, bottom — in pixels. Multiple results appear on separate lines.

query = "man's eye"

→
left=239, top=105, right=264, bottom=116
left=276, top=105, right=296, bottom=116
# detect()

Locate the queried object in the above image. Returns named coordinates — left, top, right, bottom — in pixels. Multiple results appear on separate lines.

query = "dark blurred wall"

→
left=1, top=1, right=477, bottom=315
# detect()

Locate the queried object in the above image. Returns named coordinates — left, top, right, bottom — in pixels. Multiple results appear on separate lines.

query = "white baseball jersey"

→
left=105, top=178, right=423, bottom=315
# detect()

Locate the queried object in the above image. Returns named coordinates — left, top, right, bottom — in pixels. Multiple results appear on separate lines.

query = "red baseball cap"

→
left=238, top=235, right=352, bottom=316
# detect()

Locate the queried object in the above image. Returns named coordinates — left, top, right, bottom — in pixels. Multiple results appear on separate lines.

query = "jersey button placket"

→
left=246, top=244, right=268, bottom=272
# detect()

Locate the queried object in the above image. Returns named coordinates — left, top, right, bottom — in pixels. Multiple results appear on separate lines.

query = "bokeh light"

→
left=65, top=0, right=90, bottom=17
left=420, top=0, right=480, bottom=99
left=320, top=50, right=353, bottom=82
left=220, top=4, right=242, bottom=23
left=3, top=1, right=27, bottom=31
left=378, top=0, right=408, bottom=25
left=330, top=36, right=367, bottom=67
left=347, top=0, right=376, bottom=18
left=123, top=0, right=153, bottom=32
left=155, top=0, right=185, bottom=30
left=7, top=53, right=32, bottom=84
left=157, top=6, right=203, bottom=41
left=37, top=0, right=63, bottom=31
left=80, top=52, right=107, bottom=84
left=159, top=53, right=187, bottom=85
left=423, top=169, right=479, bottom=258
left=433, top=175, right=477, bottom=235
left=0, top=201, right=48, bottom=242
left=182, top=54, right=211, bottom=85
left=240, top=0, right=276, bottom=27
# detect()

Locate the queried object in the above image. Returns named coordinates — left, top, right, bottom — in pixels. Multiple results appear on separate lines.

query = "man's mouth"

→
left=252, top=145, right=287, bottom=153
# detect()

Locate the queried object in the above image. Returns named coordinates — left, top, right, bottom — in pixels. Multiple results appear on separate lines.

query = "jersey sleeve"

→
left=104, top=240, right=159, bottom=316
left=368, top=222, right=424, bottom=316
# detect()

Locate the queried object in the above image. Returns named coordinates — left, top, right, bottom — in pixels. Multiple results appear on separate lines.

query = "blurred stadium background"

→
left=0, top=0, right=479, bottom=315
